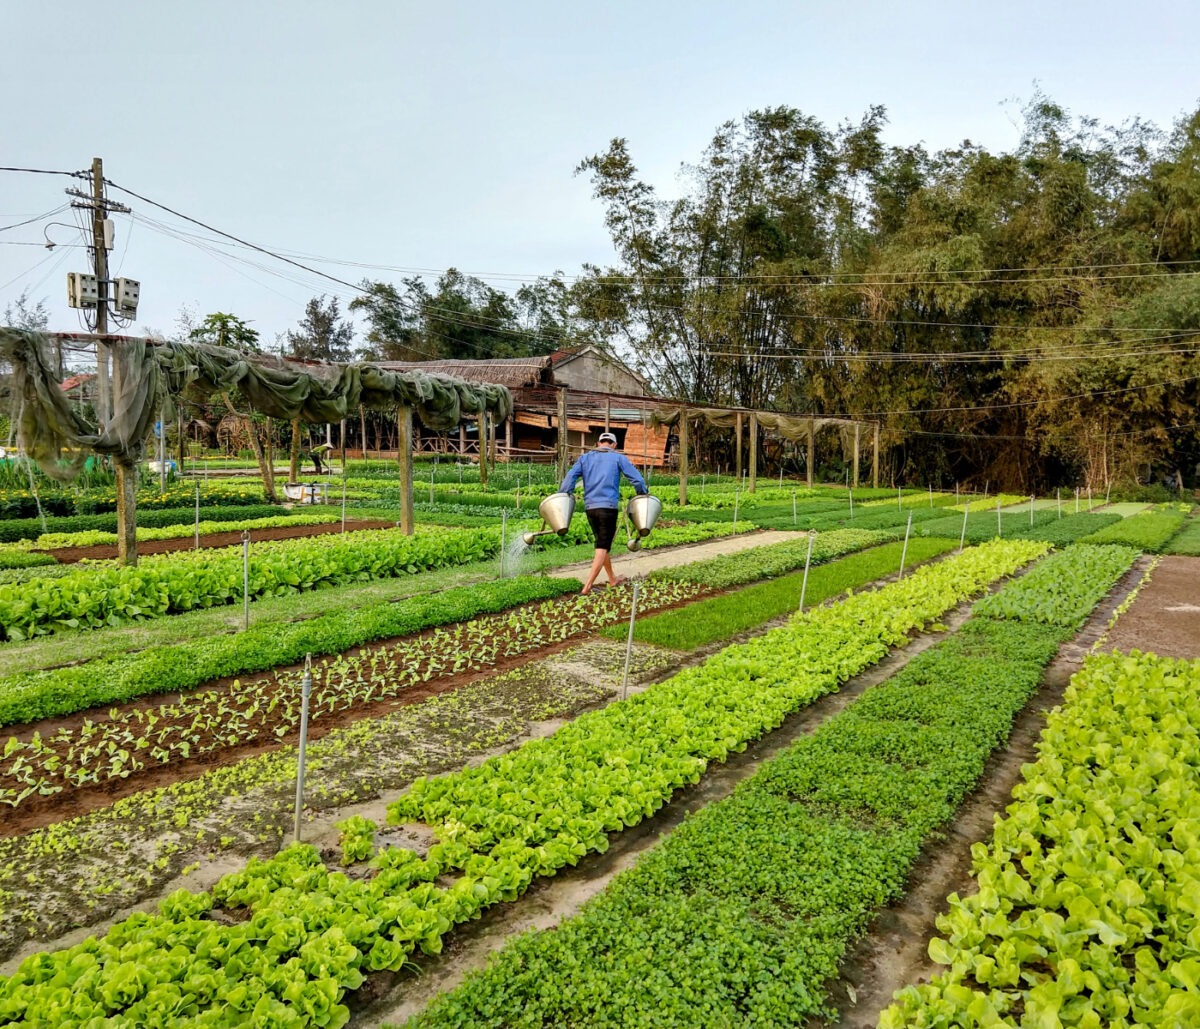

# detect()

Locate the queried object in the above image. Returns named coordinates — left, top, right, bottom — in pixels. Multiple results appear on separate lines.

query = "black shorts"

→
left=586, top=507, right=619, bottom=551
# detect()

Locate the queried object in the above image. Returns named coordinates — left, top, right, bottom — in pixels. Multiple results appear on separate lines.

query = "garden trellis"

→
left=0, top=328, right=513, bottom=563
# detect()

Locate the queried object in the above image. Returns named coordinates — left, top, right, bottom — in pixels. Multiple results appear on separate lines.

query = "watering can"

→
left=624, top=494, right=663, bottom=551
left=522, top=491, right=576, bottom=546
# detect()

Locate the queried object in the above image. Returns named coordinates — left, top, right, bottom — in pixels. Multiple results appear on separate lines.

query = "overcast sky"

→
left=3, top=0, right=1197, bottom=347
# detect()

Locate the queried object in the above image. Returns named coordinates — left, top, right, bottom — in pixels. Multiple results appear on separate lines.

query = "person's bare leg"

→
left=604, top=554, right=624, bottom=586
left=581, top=548, right=609, bottom=594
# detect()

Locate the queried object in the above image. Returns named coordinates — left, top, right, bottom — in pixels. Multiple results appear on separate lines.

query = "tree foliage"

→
left=569, top=95, right=1200, bottom=489
left=285, top=295, right=354, bottom=362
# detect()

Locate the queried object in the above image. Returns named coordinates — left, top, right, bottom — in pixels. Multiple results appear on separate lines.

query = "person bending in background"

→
left=560, top=431, right=649, bottom=595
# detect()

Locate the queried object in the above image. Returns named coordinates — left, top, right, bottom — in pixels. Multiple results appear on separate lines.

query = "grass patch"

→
left=609, top=537, right=957, bottom=650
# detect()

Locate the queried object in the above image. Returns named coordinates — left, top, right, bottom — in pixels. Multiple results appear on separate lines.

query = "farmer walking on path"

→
left=561, top=431, right=649, bottom=595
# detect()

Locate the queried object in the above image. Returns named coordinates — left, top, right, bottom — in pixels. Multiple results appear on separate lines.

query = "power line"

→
left=0, top=166, right=88, bottom=178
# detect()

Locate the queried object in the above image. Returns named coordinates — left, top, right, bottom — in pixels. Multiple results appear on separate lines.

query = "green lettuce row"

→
left=1163, top=513, right=1200, bottom=555
left=971, top=543, right=1138, bottom=628
left=1077, top=507, right=1191, bottom=551
left=0, top=526, right=496, bottom=642
left=627, top=537, right=957, bottom=651
left=0, top=551, right=56, bottom=572
left=0, top=505, right=297, bottom=543
left=407, top=618, right=1072, bottom=1028
left=31, top=511, right=344, bottom=550
left=754, top=504, right=950, bottom=533
left=0, top=575, right=579, bottom=729
left=0, top=541, right=1046, bottom=1027
left=1006, top=511, right=1121, bottom=546
left=0, top=580, right=700, bottom=808
left=650, top=527, right=897, bottom=590
left=881, top=650, right=1200, bottom=1029
left=916, top=507, right=1060, bottom=542
left=388, top=540, right=1048, bottom=852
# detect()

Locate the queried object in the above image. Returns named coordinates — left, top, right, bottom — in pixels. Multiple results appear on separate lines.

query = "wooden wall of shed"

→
left=621, top=420, right=670, bottom=467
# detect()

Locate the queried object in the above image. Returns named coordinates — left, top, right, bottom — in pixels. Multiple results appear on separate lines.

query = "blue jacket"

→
left=561, top=447, right=648, bottom=510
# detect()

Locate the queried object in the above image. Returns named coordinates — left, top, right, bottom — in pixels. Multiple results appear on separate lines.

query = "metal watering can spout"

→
left=624, top=494, right=663, bottom=551
left=522, top=491, right=576, bottom=547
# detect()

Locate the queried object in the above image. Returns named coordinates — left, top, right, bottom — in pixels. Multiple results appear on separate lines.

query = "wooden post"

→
left=505, top=416, right=513, bottom=462
left=488, top=412, right=497, bottom=470
left=872, top=422, right=879, bottom=489
left=289, top=417, right=301, bottom=482
left=458, top=422, right=466, bottom=457
left=359, top=405, right=368, bottom=460
left=397, top=406, right=414, bottom=534
left=477, top=411, right=488, bottom=486
left=678, top=409, right=689, bottom=506
left=556, top=388, right=569, bottom=482
left=807, top=416, right=815, bottom=489
left=748, top=411, right=758, bottom=493
left=605, top=398, right=611, bottom=434
left=642, top=409, right=650, bottom=479
left=735, top=411, right=743, bottom=480
left=853, top=423, right=861, bottom=489
left=115, top=458, right=137, bottom=566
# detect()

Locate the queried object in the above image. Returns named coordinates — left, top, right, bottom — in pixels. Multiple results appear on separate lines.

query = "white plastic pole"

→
left=929, top=483, right=933, bottom=507
left=341, top=478, right=347, bottom=533
left=897, top=485, right=902, bottom=510
left=194, top=483, right=200, bottom=551
left=959, top=502, right=970, bottom=553
left=620, top=581, right=641, bottom=701
left=500, top=509, right=508, bottom=579
left=899, top=512, right=913, bottom=578
left=798, top=530, right=817, bottom=613
left=1030, top=493, right=1034, bottom=526
left=733, top=490, right=740, bottom=533
left=242, top=530, right=251, bottom=631
left=996, top=498, right=1002, bottom=538
left=792, top=489, right=797, bottom=527
left=849, top=488, right=854, bottom=521
left=293, top=654, right=313, bottom=843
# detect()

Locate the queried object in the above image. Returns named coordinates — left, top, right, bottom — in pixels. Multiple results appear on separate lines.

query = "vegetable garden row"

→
left=0, top=464, right=1196, bottom=1028
left=0, top=541, right=1057, bottom=1025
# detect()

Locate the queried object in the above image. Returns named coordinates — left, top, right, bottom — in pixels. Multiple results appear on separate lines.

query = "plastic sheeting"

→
left=0, top=329, right=513, bottom=480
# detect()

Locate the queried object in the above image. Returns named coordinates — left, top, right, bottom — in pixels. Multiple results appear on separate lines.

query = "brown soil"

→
left=36, top=520, right=396, bottom=563
left=1101, top=554, right=1200, bottom=659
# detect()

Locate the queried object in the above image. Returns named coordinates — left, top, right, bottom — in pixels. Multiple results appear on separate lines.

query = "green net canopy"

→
left=0, top=329, right=513, bottom=479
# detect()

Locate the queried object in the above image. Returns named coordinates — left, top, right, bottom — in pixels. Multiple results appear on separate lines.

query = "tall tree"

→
left=189, top=312, right=261, bottom=352
left=286, top=295, right=355, bottom=362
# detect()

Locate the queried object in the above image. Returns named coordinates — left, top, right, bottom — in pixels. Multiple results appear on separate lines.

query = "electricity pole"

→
left=67, top=158, right=138, bottom=564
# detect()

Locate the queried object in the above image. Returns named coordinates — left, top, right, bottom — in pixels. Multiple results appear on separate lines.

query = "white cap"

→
left=598, top=432, right=617, bottom=444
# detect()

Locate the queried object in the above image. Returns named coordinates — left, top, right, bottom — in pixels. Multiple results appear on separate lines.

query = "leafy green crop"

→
left=972, top=543, right=1136, bottom=628
left=0, top=580, right=700, bottom=807
left=881, top=650, right=1200, bottom=1029
left=623, top=537, right=956, bottom=650
left=1077, top=506, right=1191, bottom=551
left=651, top=527, right=896, bottom=590
left=0, top=504, right=300, bottom=543
left=0, top=526, right=498, bottom=642
left=406, top=609, right=1074, bottom=1027
left=0, top=541, right=1045, bottom=1026
left=0, top=576, right=581, bottom=728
